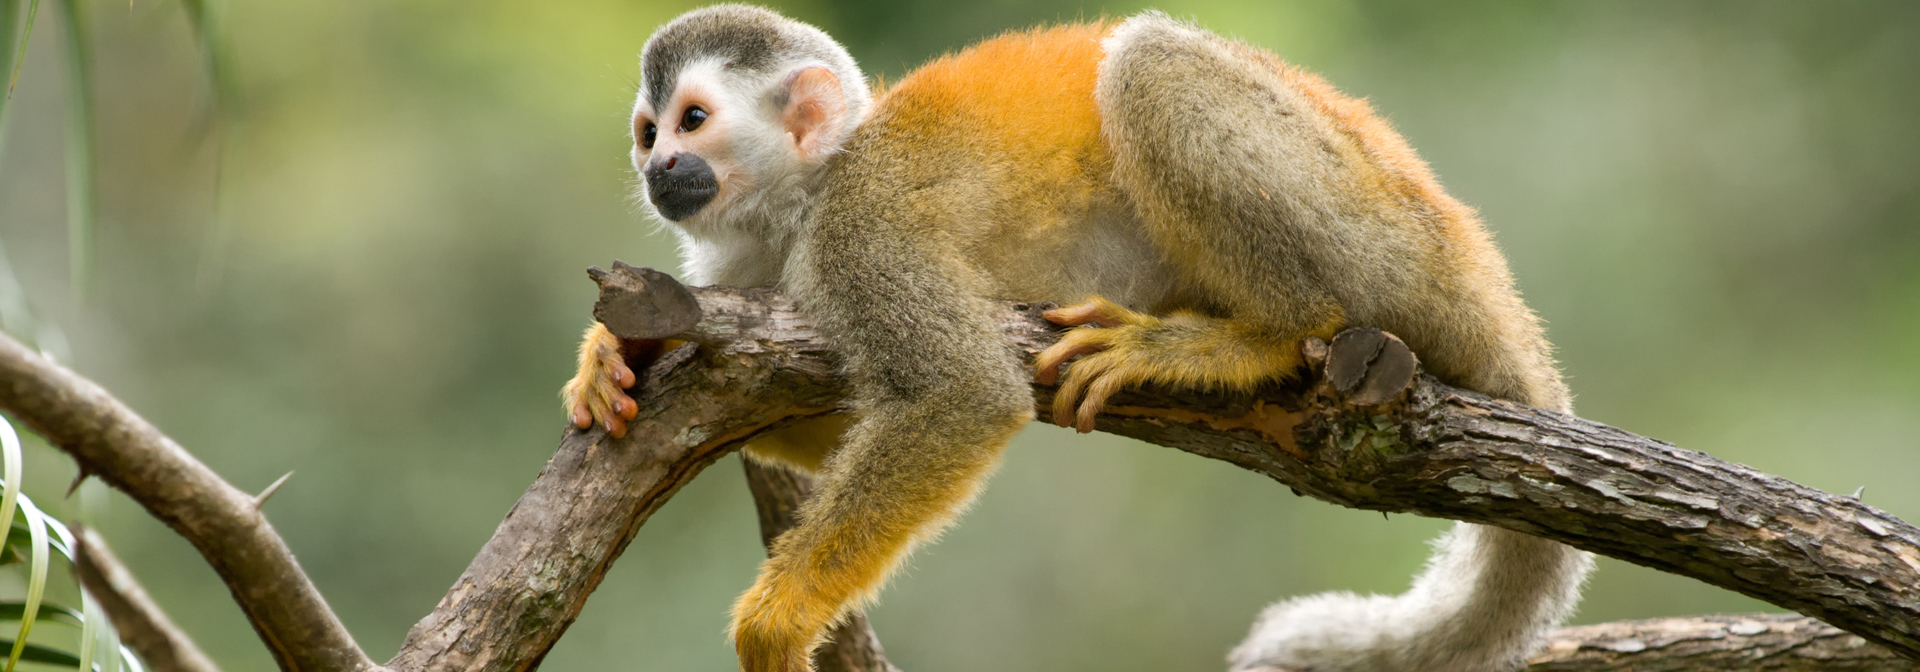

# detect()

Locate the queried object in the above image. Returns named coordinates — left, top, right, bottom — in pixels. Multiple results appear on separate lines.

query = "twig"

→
left=73, top=527, right=224, bottom=672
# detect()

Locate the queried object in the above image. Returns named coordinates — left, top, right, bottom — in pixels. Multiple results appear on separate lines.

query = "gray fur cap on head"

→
left=640, top=4, right=871, bottom=126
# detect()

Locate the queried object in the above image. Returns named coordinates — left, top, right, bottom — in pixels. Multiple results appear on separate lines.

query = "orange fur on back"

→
left=878, top=23, right=1110, bottom=155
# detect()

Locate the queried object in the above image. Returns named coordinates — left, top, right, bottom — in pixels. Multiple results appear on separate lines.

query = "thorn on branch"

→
left=65, top=468, right=91, bottom=498
left=252, top=471, right=294, bottom=509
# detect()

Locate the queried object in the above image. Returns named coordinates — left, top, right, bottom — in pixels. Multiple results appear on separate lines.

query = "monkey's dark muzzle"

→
left=645, top=153, right=720, bottom=221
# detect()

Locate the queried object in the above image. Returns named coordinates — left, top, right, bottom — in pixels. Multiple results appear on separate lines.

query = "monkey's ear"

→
left=779, top=66, right=849, bottom=162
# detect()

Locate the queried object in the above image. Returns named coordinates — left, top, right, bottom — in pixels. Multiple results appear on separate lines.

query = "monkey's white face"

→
left=631, top=59, right=856, bottom=237
left=633, top=60, right=745, bottom=224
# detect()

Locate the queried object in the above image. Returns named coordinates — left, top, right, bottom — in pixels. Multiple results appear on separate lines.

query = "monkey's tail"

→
left=1228, top=523, right=1592, bottom=672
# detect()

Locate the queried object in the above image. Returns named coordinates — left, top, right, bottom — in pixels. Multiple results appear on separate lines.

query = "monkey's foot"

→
left=561, top=322, right=639, bottom=437
left=1034, top=297, right=1316, bottom=432
left=731, top=565, right=841, bottom=672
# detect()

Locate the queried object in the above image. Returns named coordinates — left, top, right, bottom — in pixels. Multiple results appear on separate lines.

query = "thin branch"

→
left=0, top=332, right=375, bottom=672
left=73, top=527, right=223, bottom=672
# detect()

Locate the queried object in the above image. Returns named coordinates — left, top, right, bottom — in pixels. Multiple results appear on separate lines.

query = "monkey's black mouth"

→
left=645, top=153, right=720, bottom=221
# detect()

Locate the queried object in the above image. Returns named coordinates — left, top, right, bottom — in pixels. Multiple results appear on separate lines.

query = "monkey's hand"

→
left=561, top=322, right=639, bottom=438
left=1035, top=297, right=1328, bottom=432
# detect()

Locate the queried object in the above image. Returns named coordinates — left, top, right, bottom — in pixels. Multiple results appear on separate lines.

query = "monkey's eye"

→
left=640, top=122, right=657, bottom=150
left=679, top=107, right=708, bottom=133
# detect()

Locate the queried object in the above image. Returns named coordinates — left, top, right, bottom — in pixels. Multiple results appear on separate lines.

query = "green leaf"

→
left=73, top=593, right=92, bottom=672
left=0, top=0, right=17, bottom=123
left=0, top=420, right=20, bottom=577
left=0, top=602, right=80, bottom=627
left=4, top=0, right=38, bottom=99
left=176, top=0, right=239, bottom=293
left=56, top=0, right=92, bottom=301
left=6, top=497, right=49, bottom=672
left=0, top=638, right=76, bottom=668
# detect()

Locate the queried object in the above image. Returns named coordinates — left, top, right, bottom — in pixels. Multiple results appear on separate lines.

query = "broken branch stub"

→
left=589, top=262, right=702, bottom=340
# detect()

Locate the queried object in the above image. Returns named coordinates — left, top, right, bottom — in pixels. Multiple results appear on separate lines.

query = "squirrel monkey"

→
left=562, top=5, right=1594, bottom=671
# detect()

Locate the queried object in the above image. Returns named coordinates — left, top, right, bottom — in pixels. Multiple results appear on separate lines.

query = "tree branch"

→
left=73, top=527, right=224, bottom=672
left=0, top=333, right=375, bottom=672
left=1527, top=614, right=1918, bottom=672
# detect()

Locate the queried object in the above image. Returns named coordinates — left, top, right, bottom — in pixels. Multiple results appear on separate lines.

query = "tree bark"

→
left=1528, top=614, right=1918, bottom=671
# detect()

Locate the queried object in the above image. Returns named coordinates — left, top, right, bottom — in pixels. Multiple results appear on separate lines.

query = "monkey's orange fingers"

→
left=1033, top=328, right=1115, bottom=385
left=1075, top=366, right=1137, bottom=433
left=1041, top=296, right=1141, bottom=328
left=1051, top=353, right=1118, bottom=429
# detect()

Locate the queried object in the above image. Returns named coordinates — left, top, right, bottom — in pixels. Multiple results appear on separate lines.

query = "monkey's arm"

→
left=731, top=194, right=1035, bottom=672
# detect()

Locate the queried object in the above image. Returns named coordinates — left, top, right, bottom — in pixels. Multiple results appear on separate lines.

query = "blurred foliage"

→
left=0, top=1, right=1916, bottom=671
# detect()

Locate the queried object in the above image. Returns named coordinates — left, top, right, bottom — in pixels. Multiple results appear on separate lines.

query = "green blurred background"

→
left=0, top=0, right=1917, bottom=670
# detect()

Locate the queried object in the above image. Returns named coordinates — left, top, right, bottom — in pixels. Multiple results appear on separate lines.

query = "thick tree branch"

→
left=1528, top=614, right=1917, bottom=671
left=73, top=527, right=224, bottom=672
left=0, top=333, right=374, bottom=672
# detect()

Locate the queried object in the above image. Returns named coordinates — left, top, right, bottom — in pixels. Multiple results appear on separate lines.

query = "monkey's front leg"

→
left=731, top=397, right=1029, bottom=672
left=1035, top=297, right=1341, bottom=432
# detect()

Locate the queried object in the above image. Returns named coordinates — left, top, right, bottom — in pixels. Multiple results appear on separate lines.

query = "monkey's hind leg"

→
left=1097, top=14, right=1593, bottom=672
left=1035, top=297, right=1338, bottom=432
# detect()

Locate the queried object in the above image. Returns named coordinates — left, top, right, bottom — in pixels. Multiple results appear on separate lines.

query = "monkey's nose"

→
left=645, top=153, right=719, bottom=221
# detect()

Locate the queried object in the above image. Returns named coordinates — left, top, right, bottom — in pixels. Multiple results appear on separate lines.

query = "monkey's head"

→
left=633, top=5, right=870, bottom=230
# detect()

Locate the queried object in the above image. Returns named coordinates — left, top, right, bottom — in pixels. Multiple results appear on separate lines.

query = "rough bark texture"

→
left=743, top=459, right=902, bottom=672
left=0, top=333, right=374, bottom=672
left=74, top=527, right=225, bottom=672
left=1528, top=614, right=1919, bottom=671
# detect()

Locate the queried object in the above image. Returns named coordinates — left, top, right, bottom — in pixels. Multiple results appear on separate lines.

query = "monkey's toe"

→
left=1035, top=327, right=1117, bottom=385
left=1041, top=295, right=1147, bottom=328
left=1051, top=348, right=1153, bottom=432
